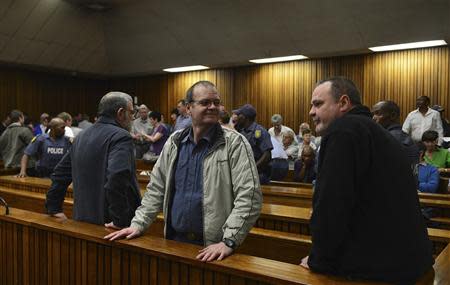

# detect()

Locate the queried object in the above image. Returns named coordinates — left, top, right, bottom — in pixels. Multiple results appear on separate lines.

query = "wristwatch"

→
left=222, top=238, right=237, bottom=250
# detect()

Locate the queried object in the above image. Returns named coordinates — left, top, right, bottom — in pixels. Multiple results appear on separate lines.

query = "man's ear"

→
left=186, top=103, right=192, bottom=115
left=116, top=107, right=125, bottom=120
left=338, top=94, right=352, bottom=112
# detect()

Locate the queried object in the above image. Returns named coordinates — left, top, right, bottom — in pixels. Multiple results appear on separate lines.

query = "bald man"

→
left=18, top=118, right=71, bottom=178
left=372, top=100, right=419, bottom=166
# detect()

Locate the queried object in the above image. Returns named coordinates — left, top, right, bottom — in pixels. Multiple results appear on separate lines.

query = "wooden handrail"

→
left=0, top=207, right=389, bottom=285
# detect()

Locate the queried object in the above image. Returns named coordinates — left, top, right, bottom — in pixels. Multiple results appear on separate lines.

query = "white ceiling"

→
left=0, top=0, right=448, bottom=76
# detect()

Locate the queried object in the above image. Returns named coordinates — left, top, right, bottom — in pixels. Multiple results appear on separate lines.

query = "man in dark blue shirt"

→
left=45, top=92, right=141, bottom=229
left=235, top=104, right=273, bottom=184
left=18, top=117, right=71, bottom=178
left=104, top=81, right=262, bottom=263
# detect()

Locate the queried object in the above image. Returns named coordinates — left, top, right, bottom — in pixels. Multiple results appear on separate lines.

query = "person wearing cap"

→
left=431, top=104, right=450, bottom=138
left=268, top=114, right=296, bottom=144
left=104, top=81, right=262, bottom=262
left=402, top=96, right=443, bottom=144
left=235, top=104, right=273, bottom=184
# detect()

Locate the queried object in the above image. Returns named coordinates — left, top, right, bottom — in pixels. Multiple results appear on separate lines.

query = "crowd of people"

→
left=0, top=77, right=450, bottom=283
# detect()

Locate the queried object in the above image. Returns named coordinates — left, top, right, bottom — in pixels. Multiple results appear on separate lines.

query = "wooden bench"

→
left=0, top=186, right=310, bottom=264
left=1, top=185, right=449, bottom=261
left=1, top=207, right=444, bottom=285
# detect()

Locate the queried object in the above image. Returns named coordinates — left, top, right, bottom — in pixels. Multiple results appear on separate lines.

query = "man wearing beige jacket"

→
left=105, top=80, right=262, bottom=262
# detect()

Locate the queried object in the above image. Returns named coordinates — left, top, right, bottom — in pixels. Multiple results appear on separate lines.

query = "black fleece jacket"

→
left=308, top=105, right=433, bottom=284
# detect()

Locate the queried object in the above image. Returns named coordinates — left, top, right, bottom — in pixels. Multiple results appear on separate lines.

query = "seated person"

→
left=282, top=130, right=299, bottom=160
left=417, top=143, right=440, bottom=220
left=18, top=118, right=71, bottom=178
left=421, top=130, right=450, bottom=174
left=270, top=136, right=289, bottom=181
left=297, top=122, right=316, bottom=143
left=297, top=128, right=317, bottom=157
left=142, top=111, right=169, bottom=162
left=417, top=143, right=440, bottom=194
left=293, top=145, right=316, bottom=183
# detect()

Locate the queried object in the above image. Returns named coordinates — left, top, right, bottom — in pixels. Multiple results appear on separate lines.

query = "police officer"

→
left=234, top=104, right=273, bottom=184
left=18, top=118, right=71, bottom=178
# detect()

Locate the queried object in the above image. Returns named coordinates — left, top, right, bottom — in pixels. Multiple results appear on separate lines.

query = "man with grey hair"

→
left=131, top=104, right=153, bottom=158
left=46, top=91, right=141, bottom=229
left=268, top=114, right=296, bottom=144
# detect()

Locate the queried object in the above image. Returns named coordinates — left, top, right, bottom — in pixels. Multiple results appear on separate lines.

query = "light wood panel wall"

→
left=0, top=67, right=108, bottom=122
left=1, top=47, right=449, bottom=134
left=112, top=46, right=449, bottom=134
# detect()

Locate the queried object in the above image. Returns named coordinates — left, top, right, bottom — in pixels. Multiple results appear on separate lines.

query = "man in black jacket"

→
left=371, top=100, right=419, bottom=167
left=301, top=77, right=433, bottom=284
left=46, top=91, right=141, bottom=229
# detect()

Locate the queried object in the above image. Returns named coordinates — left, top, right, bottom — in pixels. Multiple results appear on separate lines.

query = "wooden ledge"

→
left=0, top=207, right=384, bottom=285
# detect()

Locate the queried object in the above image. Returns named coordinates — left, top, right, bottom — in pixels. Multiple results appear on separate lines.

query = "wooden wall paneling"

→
left=1, top=46, right=450, bottom=136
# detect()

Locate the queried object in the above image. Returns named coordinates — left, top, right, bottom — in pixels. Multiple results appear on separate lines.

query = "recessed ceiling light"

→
left=163, top=65, right=210, bottom=73
left=249, top=55, right=308, bottom=64
left=369, top=40, right=447, bottom=52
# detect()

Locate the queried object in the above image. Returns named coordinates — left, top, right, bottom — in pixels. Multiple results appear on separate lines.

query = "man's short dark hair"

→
left=170, top=108, right=179, bottom=116
left=98, top=91, right=133, bottom=118
left=219, top=111, right=230, bottom=124
left=417, top=96, right=430, bottom=104
left=9, top=110, right=23, bottom=123
left=177, top=99, right=187, bottom=106
left=421, top=130, right=439, bottom=142
left=149, top=111, right=162, bottom=122
left=378, top=101, right=400, bottom=120
left=318, top=76, right=362, bottom=105
left=185, top=81, right=217, bottom=103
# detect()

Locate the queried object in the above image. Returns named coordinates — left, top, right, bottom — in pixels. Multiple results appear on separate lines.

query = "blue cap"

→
left=233, top=104, right=257, bottom=118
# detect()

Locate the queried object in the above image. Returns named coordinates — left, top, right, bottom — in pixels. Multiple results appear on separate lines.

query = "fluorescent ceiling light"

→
left=369, top=40, right=447, bottom=52
left=249, top=55, right=308, bottom=64
left=163, top=65, right=209, bottom=73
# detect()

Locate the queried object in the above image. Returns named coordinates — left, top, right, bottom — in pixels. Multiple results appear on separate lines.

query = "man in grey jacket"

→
left=0, top=110, right=34, bottom=168
left=105, top=81, right=262, bottom=262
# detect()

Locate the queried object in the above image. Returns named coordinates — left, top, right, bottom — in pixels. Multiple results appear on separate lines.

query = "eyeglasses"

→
left=190, top=99, right=221, bottom=107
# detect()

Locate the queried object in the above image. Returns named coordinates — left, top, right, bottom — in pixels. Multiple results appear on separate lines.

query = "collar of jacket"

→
left=346, top=104, right=372, bottom=118
left=172, top=123, right=225, bottom=153
left=386, top=123, right=402, bottom=132
left=96, top=116, right=123, bottom=128
left=7, top=122, right=22, bottom=129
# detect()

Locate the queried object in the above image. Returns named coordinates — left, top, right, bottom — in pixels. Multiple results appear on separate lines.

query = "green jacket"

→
left=0, top=123, right=33, bottom=168
left=131, top=123, right=262, bottom=246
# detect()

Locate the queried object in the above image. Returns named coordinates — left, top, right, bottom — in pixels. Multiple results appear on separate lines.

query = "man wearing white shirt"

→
left=270, top=136, right=289, bottom=181
left=268, top=114, right=296, bottom=144
left=402, top=96, right=443, bottom=144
